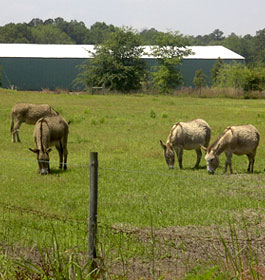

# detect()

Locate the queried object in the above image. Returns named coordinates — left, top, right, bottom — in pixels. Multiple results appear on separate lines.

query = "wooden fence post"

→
left=88, top=152, right=98, bottom=262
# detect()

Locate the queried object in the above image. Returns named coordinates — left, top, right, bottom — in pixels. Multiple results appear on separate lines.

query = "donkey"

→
left=10, top=103, right=58, bottom=143
left=29, top=115, right=69, bottom=175
left=160, top=119, right=211, bottom=169
left=203, top=125, right=260, bottom=174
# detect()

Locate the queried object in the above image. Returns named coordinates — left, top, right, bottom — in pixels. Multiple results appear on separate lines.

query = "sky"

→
left=0, top=0, right=264, bottom=36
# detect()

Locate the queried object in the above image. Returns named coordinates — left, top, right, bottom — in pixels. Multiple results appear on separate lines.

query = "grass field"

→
left=0, top=89, right=265, bottom=279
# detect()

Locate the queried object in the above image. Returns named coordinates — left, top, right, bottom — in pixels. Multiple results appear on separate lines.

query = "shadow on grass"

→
left=49, top=168, right=68, bottom=175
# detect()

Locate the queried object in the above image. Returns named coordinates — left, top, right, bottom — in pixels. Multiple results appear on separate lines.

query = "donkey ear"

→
left=200, top=145, right=208, bottom=152
left=160, top=140, right=166, bottom=150
left=29, top=148, right=39, bottom=154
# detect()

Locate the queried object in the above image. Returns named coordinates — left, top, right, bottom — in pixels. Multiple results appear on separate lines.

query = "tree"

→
left=193, top=69, right=207, bottom=95
left=78, top=27, right=147, bottom=92
left=55, top=18, right=88, bottom=44
left=210, top=57, right=224, bottom=85
left=0, top=23, right=33, bottom=43
left=86, top=22, right=117, bottom=44
left=209, top=29, right=225, bottom=42
left=253, top=28, right=265, bottom=65
left=140, top=28, right=162, bottom=45
left=150, top=31, right=191, bottom=93
left=244, top=67, right=265, bottom=91
left=31, top=25, right=73, bottom=44
left=28, top=18, right=43, bottom=27
left=214, top=63, right=251, bottom=90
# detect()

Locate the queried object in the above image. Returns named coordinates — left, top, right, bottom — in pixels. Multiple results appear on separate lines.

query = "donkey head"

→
left=29, top=148, right=52, bottom=175
left=160, top=140, right=175, bottom=169
left=204, top=148, right=220, bottom=174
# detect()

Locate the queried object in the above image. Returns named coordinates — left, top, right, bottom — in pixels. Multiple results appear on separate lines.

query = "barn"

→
left=0, top=44, right=245, bottom=91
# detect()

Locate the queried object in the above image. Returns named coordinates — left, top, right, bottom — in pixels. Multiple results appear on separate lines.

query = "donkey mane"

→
left=168, top=122, right=182, bottom=144
left=208, top=126, right=232, bottom=151
left=39, top=118, right=45, bottom=153
left=39, top=118, right=50, bottom=153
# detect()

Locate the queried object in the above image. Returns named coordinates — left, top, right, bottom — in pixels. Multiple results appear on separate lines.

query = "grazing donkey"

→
left=10, top=103, right=58, bottom=143
left=29, top=115, right=69, bottom=175
left=203, top=125, right=260, bottom=174
left=160, top=119, right=211, bottom=169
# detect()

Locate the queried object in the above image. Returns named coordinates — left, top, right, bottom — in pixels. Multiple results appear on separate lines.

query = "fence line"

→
left=2, top=155, right=264, bottom=182
left=1, top=152, right=265, bottom=261
left=0, top=200, right=264, bottom=246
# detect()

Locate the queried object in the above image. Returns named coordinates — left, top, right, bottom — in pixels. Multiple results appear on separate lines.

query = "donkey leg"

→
left=11, top=130, right=16, bottom=143
left=63, top=145, right=68, bottom=170
left=194, top=148, right=202, bottom=169
left=56, top=145, right=63, bottom=169
left=225, top=153, right=233, bottom=174
left=11, top=122, right=18, bottom=143
left=176, top=148, right=183, bottom=169
left=247, top=154, right=255, bottom=173
left=13, top=121, right=22, bottom=143
left=63, top=151, right=68, bottom=170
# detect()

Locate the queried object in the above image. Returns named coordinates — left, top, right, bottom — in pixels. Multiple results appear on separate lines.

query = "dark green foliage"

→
left=212, top=63, right=265, bottom=92
left=0, top=23, right=33, bottom=43
left=193, top=69, right=207, bottom=91
left=244, top=66, right=265, bottom=91
left=79, top=27, right=147, bottom=92
left=210, top=57, right=224, bottom=86
left=150, top=31, right=192, bottom=93
left=139, top=28, right=163, bottom=45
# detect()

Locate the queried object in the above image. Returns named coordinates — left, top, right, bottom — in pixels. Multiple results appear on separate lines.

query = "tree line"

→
left=0, top=18, right=264, bottom=94
left=0, top=17, right=264, bottom=66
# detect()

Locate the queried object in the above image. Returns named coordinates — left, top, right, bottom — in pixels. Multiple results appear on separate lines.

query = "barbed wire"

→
left=0, top=200, right=264, bottom=247
left=0, top=154, right=265, bottom=252
left=2, top=154, right=265, bottom=182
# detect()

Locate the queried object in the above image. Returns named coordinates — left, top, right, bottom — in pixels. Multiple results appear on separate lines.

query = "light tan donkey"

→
left=10, top=103, right=58, bottom=143
left=204, top=125, right=260, bottom=174
left=160, top=119, right=211, bottom=169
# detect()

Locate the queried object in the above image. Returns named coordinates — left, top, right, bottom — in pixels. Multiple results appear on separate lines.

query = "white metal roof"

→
left=0, top=43, right=245, bottom=60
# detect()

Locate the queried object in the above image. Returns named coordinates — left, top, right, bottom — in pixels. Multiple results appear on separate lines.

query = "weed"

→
left=184, top=265, right=230, bottom=280
left=150, top=109, right=156, bottom=118
left=15, top=231, right=98, bottom=280
left=216, top=218, right=264, bottom=280
left=161, top=112, right=168, bottom=118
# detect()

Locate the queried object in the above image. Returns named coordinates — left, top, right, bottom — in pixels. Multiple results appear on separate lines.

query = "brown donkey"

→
left=29, top=115, right=69, bottom=175
left=10, top=103, right=58, bottom=143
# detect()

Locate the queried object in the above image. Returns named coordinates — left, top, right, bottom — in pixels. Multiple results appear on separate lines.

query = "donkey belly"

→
left=183, top=143, right=201, bottom=150
left=233, top=147, right=255, bottom=155
left=25, top=116, right=43, bottom=125
left=182, top=134, right=205, bottom=150
left=49, top=139, right=61, bottom=147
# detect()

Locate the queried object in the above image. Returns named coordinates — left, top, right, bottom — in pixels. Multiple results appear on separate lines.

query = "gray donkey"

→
left=10, top=103, right=58, bottom=143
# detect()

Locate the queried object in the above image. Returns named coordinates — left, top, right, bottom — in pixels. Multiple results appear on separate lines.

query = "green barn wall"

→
left=0, top=57, right=244, bottom=90
left=0, top=57, right=86, bottom=90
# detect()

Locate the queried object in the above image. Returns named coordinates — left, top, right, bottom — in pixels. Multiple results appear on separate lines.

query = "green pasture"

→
left=0, top=90, right=265, bottom=263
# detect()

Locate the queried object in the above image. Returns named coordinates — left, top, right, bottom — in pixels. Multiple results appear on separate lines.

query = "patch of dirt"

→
left=1, top=218, right=265, bottom=279
left=107, top=220, right=265, bottom=279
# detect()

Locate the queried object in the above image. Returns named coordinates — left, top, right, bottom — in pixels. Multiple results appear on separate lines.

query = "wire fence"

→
left=0, top=152, right=265, bottom=269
